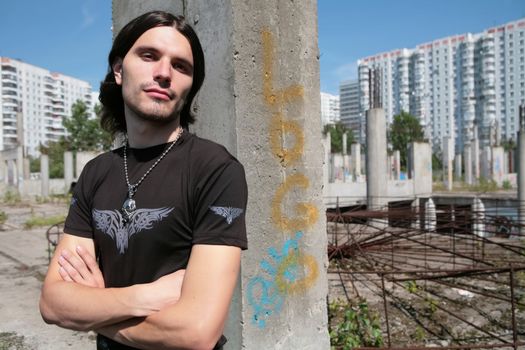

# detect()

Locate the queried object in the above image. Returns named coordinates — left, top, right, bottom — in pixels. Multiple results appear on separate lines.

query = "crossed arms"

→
left=39, top=233, right=241, bottom=350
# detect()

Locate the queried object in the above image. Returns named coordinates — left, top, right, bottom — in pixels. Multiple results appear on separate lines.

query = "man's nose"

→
left=153, top=59, right=172, bottom=86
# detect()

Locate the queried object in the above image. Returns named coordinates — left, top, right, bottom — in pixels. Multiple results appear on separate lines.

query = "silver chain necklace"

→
left=121, top=127, right=183, bottom=223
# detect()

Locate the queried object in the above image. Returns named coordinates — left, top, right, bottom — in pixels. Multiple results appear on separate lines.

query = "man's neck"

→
left=125, top=115, right=183, bottom=149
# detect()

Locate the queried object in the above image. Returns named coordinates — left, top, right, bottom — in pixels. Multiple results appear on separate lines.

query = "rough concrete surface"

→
left=0, top=202, right=96, bottom=350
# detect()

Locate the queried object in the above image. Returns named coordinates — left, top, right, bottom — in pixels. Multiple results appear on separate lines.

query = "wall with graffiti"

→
left=245, top=29, right=325, bottom=329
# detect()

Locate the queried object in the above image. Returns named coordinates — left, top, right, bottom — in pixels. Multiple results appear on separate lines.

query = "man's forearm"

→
left=40, top=280, right=152, bottom=331
left=97, top=302, right=220, bottom=350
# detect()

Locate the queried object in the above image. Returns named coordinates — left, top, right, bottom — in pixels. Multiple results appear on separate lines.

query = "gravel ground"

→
left=0, top=202, right=96, bottom=350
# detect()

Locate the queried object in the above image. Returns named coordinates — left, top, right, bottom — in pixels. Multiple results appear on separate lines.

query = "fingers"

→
left=76, top=246, right=105, bottom=288
left=57, top=248, right=104, bottom=288
left=58, top=267, right=73, bottom=282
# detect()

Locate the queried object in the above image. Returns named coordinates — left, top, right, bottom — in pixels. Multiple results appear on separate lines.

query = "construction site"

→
left=326, top=195, right=525, bottom=349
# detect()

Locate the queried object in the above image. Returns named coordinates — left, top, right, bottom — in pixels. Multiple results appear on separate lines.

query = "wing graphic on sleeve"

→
left=210, top=206, right=244, bottom=224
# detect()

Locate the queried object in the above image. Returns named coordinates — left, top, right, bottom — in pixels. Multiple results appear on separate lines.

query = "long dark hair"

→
left=99, top=11, right=205, bottom=135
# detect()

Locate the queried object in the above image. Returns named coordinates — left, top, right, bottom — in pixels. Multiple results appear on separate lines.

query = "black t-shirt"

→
left=64, top=131, right=247, bottom=349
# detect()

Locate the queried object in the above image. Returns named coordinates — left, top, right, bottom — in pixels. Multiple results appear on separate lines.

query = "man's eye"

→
left=141, top=53, right=155, bottom=60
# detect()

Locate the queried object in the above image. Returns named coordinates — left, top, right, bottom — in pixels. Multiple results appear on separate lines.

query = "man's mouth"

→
left=144, top=88, right=172, bottom=101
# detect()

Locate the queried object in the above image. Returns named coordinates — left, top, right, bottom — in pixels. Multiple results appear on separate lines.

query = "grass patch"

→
left=24, top=215, right=65, bottom=229
left=0, top=332, right=28, bottom=350
left=2, top=190, right=21, bottom=205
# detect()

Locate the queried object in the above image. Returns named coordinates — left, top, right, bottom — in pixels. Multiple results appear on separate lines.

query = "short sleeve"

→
left=64, top=163, right=95, bottom=238
left=192, top=160, right=248, bottom=249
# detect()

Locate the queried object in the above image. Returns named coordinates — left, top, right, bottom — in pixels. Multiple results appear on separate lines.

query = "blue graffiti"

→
left=247, top=232, right=303, bottom=328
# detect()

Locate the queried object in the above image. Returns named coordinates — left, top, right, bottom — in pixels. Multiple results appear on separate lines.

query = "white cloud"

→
left=81, top=1, right=95, bottom=28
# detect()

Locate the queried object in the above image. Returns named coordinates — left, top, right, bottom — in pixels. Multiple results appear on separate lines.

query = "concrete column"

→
left=442, top=137, right=453, bottom=191
left=7, top=160, right=16, bottom=186
left=472, top=197, right=486, bottom=237
left=425, top=198, right=436, bottom=231
left=409, top=142, right=432, bottom=196
left=387, top=155, right=393, bottom=180
left=393, top=150, right=400, bottom=180
left=16, top=146, right=25, bottom=195
left=342, top=132, right=347, bottom=155
left=492, top=146, right=504, bottom=185
left=481, top=145, right=491, bottom=179
left=41, top=155, right=49, bottom=198
left=464, top=143, right=473, bottom=185
left=473, top=135, right=480, bottom=180
left=519, top=126, right=525, bottom=236
left=114, top=2, right=330, bottom=349
left=366, top=108, right=388, bottom=212
left=325, top=131, right=333, bottom=183
left=351, top=143, right=361, bottom=179
left=455, top=153, right=462, bottom=180
left=0, top=154, right=4, bottom=183
left=75, top=152, right=98, bottom=180
left=64, top=151, right=74, bottom=192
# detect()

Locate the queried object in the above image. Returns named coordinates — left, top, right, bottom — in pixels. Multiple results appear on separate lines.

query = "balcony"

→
left=1, top=64, right=17, bottom=73
left=2, top=73, right=17, bottom=83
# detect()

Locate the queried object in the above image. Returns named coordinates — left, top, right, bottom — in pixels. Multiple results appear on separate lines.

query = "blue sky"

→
left=0, top=1, right=524, bottom=95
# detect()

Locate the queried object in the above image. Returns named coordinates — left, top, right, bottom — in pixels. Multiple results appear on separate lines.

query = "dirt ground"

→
left=0, top=201, right=96, bottom=349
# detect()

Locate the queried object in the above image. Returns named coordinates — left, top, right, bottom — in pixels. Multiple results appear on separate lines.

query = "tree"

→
left=323, top=122, right=355, bottom=154
left=38, top=101, right=113, bottom=178
left=40, top=139, right=69, bottom=179
left=389, top=111, right=425, bottom=168
left=62, top=101, right=113, bottom=152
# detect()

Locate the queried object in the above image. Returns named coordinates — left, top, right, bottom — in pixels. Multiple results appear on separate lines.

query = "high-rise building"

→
left=339, top=80, right=362, bottom=141
left=0, top=57, right=94, bottom=156
left=357, top=18, right=525, bottom=152
left=320, top=92, right=340, bottom=125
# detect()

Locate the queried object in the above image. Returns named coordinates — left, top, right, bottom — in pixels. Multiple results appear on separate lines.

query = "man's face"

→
left=113, top=26, right=194, bottom=125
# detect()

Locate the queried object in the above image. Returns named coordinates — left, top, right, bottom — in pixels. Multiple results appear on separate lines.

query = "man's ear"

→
left=112, top=58, right=123, bottom=85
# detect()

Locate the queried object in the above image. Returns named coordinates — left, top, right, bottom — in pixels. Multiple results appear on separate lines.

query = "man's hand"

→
left=58, top=246, right=186, bottom=307
left=58, top=246, right=104, bottom=288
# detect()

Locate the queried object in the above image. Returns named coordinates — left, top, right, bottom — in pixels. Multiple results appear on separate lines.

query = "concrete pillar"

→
left=342, top=132, right=347, bottom=155
left=481, top=145, right=491, bottom=179
left=442, top=137, right=453, bottom=191
left=387, top=155, right=393, bottom=180
left=409, top=142, right=432, bottom=196
left=366, top=108, right=388, bottom=212
left=455, top=153, right=462, bottom=180
left=75, top=152, right=98, bottom=180
left=425, top=198, right=436, bottom=231
left=519, top=125, right=525, bottom=236
left=64, top=151, right=74, bottom=192
left=393, top=150, right=400, bottom=180
left=464, top=143, right=473, bottom=185
left=7, top=159, right=16, bottom=186
left=23, top=158, right=30, bottom=180
left=472, top=197, right=486, bottom=237
left=41, top=155, right=49, bottom=198
left=492, top=146, right=504, bottom=185
left=473, top=134, right=480, bottom=180
left=113, top=2, right=329, bottom=349
left=325, top=132, right=333, bottom=183
left=351, top=143, right=361, bottom=179
left=16, top=146, right=24, bottom=194
left=0, top=154, right=4, bottom=183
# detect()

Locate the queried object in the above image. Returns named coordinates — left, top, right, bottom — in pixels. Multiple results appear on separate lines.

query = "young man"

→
left=39, top=11, right=247, bottom=350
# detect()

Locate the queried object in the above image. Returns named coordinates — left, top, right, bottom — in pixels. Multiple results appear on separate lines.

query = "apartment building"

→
left=0, top=57, right=94, bottom=156
left=338, top=80, right=362, bottom=141
left=320, top=92, right=340, bottom=126
left=356, top=18, right=525, bottom=152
